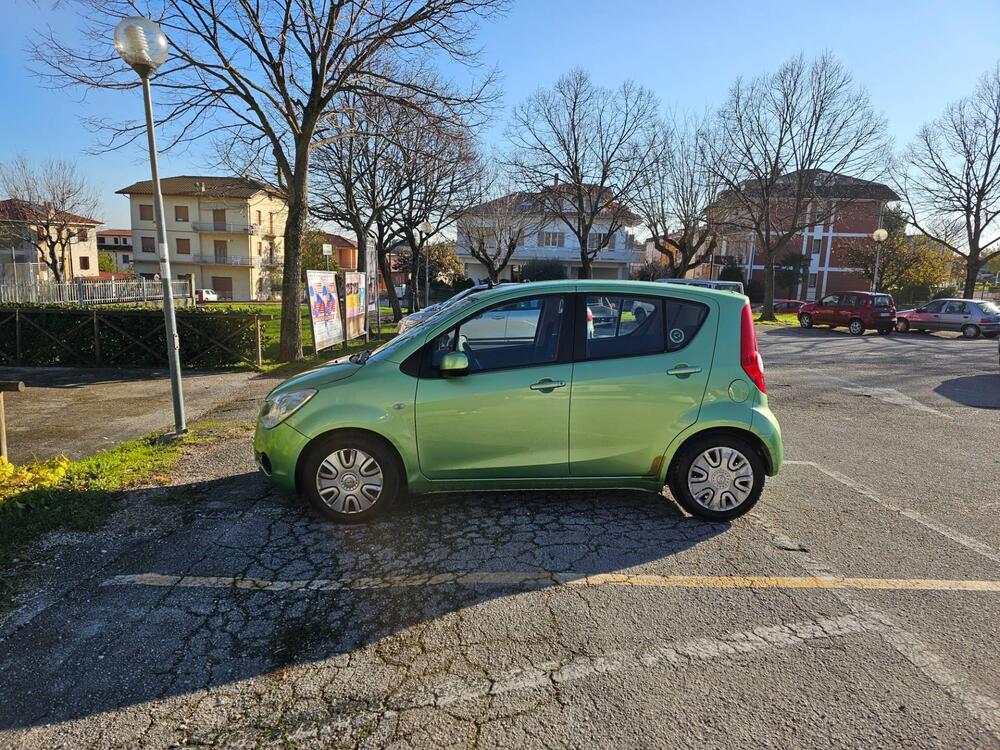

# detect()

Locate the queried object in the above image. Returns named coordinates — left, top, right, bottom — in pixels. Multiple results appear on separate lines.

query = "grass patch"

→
left=754, top=312, right=800, bottom=327
left=0, top=428, right=210, bottom=608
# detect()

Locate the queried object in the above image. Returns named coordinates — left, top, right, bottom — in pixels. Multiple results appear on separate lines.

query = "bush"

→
left=521, top=259, right=567, bottom=282
left=631, top=261, right=669, bottom=281
left=0, top=303, right=270, bottom=369
left=747, top=280, right=764, bottom=303
left=932, top=286, right=960, bottom=299
left=718, top=260, right=745, bottom=285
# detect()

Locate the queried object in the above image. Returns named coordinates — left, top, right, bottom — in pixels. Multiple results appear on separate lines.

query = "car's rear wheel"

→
left=962, top=324, right=981, bottom=339
left=668, top=434, right=765, bottom=521
left=849, top=319, right=865, bottom=336
left=896, top=318, right=910, bottom=333
left=302, top=434, right=402, bottom=523
left=799, top=313, right=813, bottom=328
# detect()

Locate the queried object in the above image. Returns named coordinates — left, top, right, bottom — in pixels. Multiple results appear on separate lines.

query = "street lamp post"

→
left=419, top=220, right=434, bottom=308
left=114, top=16, right=186, bottom=435
left=870, top=228, right=888, bottom=293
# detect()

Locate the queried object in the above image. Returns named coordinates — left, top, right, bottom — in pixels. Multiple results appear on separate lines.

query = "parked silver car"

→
left=397, top=284, right=488, bottom=334
left=895, top=298, right=1000, bottom=338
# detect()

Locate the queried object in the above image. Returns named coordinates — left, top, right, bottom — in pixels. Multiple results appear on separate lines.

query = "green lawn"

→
left=753, top=312, right=800, bottom=327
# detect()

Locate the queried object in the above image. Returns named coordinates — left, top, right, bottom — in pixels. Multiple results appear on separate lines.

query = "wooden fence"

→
left=0, top=307, right=272, bottom=370
left=0, top=278, right=195, bottom=306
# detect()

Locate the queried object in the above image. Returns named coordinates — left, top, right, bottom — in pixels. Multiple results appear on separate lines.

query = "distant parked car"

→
left=752, top=299, right=805, bottom=313
left=798, top=291, right=896, bottom=335
left=397, top=282, right=516, bottom=334
left=895, top=299, right=1000, bottom=339
left=657, top=278, right=745, bottom=294
left=196, top=289, right=219, bottom=303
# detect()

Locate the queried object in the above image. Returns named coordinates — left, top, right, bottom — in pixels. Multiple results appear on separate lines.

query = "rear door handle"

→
left=667, top=366, right=702, bottom=377
left=529, top=379, right=566, bottom=391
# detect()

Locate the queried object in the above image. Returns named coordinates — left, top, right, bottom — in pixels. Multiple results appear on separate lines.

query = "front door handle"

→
left=667, top=366, right=702, bottom=377
left=529, top=379, right=566, bottom=391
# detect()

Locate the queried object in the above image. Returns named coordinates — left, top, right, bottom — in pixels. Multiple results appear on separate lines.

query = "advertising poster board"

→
left=306, top=270, right=343, bottom=352
left=344, top=271, right=367, bottom=340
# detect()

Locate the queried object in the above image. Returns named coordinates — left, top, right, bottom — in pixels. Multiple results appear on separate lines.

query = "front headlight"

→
left=259, top=389, right=316, bottom=429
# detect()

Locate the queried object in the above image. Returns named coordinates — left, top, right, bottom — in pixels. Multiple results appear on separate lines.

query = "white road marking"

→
left=750, top=513, right=1000, bottom=742
left=403, top=613, right=876, bottom=709
left=784, top=460, right=1000, bottom=565
left=839, top=385, right=949, bottom=418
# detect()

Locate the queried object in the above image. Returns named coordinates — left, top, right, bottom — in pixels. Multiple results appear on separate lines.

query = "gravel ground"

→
left=0, top=327, right=997, bottom=749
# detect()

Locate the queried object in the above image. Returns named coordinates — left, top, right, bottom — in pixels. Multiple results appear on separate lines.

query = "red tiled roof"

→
left=0, top=199, right=100, bottom=226
left=97, top=228, right=132, bottom=237
left=323, top=232, right=357, bottom=248
left=116, top=175, right=283, bottom=199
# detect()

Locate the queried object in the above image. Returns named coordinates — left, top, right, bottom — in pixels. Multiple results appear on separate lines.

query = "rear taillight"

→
left=587, top=308, right=593, bottom=322
left=982, top=318, right=992, bottom=324
left=740, top=304, right=766, bottom=394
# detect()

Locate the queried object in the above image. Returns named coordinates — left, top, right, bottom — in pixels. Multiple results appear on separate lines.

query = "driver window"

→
left=943, top=301, right=967, bottom=314
left=428, top=295, right=565, bottom=374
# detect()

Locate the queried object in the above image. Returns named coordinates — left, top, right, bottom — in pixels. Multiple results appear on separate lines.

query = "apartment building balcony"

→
left=188, top=253, right=257, bottom=266
left=458, top=245, right=641, bottom=265
left=192, top=222, right=260, bottom=235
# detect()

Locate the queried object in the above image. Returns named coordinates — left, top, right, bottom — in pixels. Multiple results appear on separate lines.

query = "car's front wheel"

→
left=799, top=313, right=813, bottom=328
left=301, top=433, right=402, bottom=523
left=668, top=434, right=765, bottom=521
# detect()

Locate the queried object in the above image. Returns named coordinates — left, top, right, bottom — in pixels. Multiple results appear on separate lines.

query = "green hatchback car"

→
left=254, top=280, right=782, bottom=523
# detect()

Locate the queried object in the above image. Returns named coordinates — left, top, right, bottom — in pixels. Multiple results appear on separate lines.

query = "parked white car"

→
left=196, top=289, right=219, bottom=303
left=657, top=278, right=745, bottom=294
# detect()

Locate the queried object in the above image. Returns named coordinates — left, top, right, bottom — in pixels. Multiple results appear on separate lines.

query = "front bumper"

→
left=253, top=420, right=311, bottom=494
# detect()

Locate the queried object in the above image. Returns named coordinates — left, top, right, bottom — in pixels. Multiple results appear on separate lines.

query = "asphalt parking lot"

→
left=1, top=326, right=998, bottom=749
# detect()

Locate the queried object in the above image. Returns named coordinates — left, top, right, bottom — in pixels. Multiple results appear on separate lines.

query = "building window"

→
left=174, top=205, right=189, bottom=222
left=257, top=241, right=262, bottom=256
left=122, top=254, right=130, bottom=264
left=256, top=210, right=262, bottom=225
left=176, top=238, right=191, bottom=255
left=141, top=236, right=155, bottom=252
left=539, top=231, right=565, bottom=247
left=79, top=256, right=90, bottom=270
left=510, top=264, right=522, bottom=282
left=78, top=228, right=89, bottom=241
left=812, top=238, right=822, bottom=255
left=587, top=232, right=616, bottom=250
left=139, top=204, right=154, bottom=221
left=268, top=212, right=274, bottom=234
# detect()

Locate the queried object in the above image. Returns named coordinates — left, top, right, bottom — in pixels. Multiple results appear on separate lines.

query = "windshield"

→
left=873, top=294, right=893, bottom=307
left=980, top=301, right=1000, bottom=314
left=367, top=293, right=487, bottom=363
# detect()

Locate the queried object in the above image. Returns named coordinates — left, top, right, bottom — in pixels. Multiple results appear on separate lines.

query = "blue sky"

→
left=3, top=0, right=1000, bottom=228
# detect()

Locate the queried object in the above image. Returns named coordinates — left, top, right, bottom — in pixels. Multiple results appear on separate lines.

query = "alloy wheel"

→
left=315, top=448, right=384, bottom=514
left=687, top=446, right=755, bottom=512
left=849, top=320, right=864, bottom=335
left=799, top=314, right=812, bottom=328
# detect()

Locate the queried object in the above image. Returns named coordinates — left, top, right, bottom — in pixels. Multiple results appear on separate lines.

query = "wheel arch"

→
left=661, top=425, right=774, bottom=486
left=295, top=427, right=410, bottom=496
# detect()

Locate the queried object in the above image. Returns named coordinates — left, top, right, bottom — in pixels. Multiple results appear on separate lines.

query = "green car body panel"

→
left=254, top=280, right=782, bottom=499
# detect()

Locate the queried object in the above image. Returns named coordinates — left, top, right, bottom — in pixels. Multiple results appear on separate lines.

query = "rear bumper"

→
left=750, top=400, right=783, bottom=475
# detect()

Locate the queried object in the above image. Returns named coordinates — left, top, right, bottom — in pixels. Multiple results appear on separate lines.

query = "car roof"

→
left=465, top=278, right=743, bottom=303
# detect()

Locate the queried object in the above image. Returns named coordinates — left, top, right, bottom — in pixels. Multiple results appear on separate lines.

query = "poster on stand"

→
left=306, top=270, right=343, bottom=352
left=345, top=271, right=367, bottom=340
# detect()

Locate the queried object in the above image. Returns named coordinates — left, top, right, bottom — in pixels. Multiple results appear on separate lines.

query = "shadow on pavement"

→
left=935, top=374, right=1000, bottom=409
left=0, top=472, right=726, bottom=731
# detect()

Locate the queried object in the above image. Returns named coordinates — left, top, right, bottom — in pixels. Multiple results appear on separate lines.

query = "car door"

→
left=569, top=292, right=714, bottom=477
left=814, top=294, right=840, bottom=325
left=941, top=300, right=970, bottom=331
left=836, top=293, right=857, bottom=327
left=414, top=293, right=573, bottom=480
left=918, top=299, right=946, bottom=331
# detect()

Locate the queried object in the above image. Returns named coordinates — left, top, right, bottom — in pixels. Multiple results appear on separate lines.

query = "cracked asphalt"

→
left=1, top=327, right=998, bottom=749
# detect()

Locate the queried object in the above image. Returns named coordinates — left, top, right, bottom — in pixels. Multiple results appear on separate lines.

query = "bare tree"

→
left=895, top=64, right=1000, bottom=297
left=507, top=69, right=657, bottom=278
left=705, top=53, right=889, bottom=320
left=458, top=166, right=539, bottom=283
left=633, top=115, right=721, bottom=278
left=0, top=155, right=99, bottom=282
left=32, top=0, right=504, bottom=360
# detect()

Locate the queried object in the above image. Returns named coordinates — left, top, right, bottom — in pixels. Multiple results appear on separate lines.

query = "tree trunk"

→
left=487, top=266, right=499, bottom=284
left=963, top=258, right=980, bottom=298
left=378, top=249, right=403, bottom=321
left=759, top=258, right=777, bottom=321
left=579, top=250, right=592, bottom=279
left=278, top=158, right=308, bottom=362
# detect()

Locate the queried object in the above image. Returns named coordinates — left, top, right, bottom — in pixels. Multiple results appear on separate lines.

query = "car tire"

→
left=877, top=327, right=891, bottom=335
left=896, top=319, right=910, bottom=333
left=962, top=324, right=981, bottom=339
left=849, top=319, right=865, bottom=336
left=301, top=433, right=402, bottom=523
left=799, top=313, right=813, bottom=328
left=668, top=433, right=765, bottom=522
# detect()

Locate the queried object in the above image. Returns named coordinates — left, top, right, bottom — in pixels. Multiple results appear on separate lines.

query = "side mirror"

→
left=440, top=351, right=470, bottom=377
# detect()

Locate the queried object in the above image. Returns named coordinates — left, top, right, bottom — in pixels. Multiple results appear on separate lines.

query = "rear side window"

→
left=583, top=294, right=707, bottom=360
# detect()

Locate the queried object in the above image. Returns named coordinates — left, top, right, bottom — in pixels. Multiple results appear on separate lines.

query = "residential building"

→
left=322, top=232, right=358, bottom=271
left=96, top=228, right=134, bottom=272
left=116, top=175, right=288, bottom=300
left=706, top=170, right=900, bottom=301
left=0, top=198, right=100, bottom=281
left=456, top=187, right=642, bottom=282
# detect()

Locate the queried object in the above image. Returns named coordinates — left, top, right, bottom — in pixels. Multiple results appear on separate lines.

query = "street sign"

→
left=322, top=243, right=333, bottom=256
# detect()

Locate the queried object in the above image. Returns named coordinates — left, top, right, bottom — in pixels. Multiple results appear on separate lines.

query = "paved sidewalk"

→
left=0, top=366, right=281, bottom=461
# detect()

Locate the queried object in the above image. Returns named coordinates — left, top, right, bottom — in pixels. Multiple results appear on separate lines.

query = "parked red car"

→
left=798, top=291, right=896, bottom=335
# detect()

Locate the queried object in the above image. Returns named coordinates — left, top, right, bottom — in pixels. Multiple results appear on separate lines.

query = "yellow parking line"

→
left=103, top=572, right=1000, bottom=594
